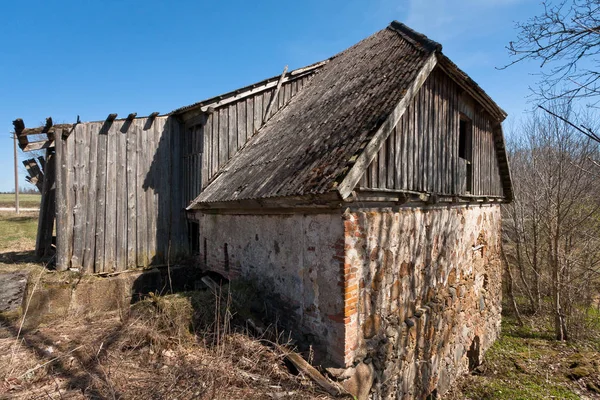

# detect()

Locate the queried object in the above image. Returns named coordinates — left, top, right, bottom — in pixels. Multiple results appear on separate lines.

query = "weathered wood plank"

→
left=370, top=147, right=378, bottom=188
left=378, top=136, right=386, bottom=189
left=55, top=130, right=68, bottom=270
left=202, top=118, right=210, bottom=189
left=115, top=121, right=128, bottom=271
left=71, top=124, right=88, bottom=269
left=444, top=72, right=451, bottom=194
left=394, top=119, right=402, bottom=189
left=407, top=100, right=414, bottom=191
left=386, top=126, right=394, bottom=189
left=237, top=100, right=247, bottom=152
left=415, top=88, right=422, bottom=192
left=126, top=122, right=137, bottom=269
left=104, top=122, right=117, bottom=272
left=229, top=102, right=238, bottom=156
left=211, top=113, right=219, bottom=184
left=426, top=74, right=433, bottom=192
left=94, top=123, right=108, bottom=272
left=81, top=124, right=98, bottom=272
left=254, top=93, right=263, bottom=133
left=246, top=96, right=255, bottom=139
left=56, top=128, right=75, bottom=271
left=146, top=118, right=158, bottom=264
left=136, top=120, right=148, bottom=267
left=218, top=107, right=228, bottom=169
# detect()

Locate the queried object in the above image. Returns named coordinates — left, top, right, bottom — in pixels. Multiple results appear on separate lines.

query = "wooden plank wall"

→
left=359, top=67, right=504, bottom=197
left=54, top=116, right=186, bottom=273
left=182, top=75, right=312, bottom=205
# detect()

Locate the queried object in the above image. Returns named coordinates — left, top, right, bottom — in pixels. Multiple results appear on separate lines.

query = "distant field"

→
left=0, top=193, right=41, bottom=209
left=0, top=211, right=38, bottom=253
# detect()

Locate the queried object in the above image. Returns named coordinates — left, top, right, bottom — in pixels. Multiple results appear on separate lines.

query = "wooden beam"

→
left=107, top=113, right=118, bottom=122
left=290, top=60, right=328, bottom=76
left=148, top=112, right=160, bottom=119
left=126, top=113, right=137, bottom=121
left=23, top=140, right=55, bottom=152
left=263, top=65, right=288, bottom=125
left=22, top=159, right=44, bottom=191
left=337, top=53, right=438, bottom=199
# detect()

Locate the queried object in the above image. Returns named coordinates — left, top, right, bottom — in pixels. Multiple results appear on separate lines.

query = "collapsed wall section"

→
left=342, top=204, right=502, bottom=398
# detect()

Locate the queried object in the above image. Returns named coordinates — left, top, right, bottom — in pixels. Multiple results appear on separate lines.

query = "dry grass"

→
left=0, top=289, right=336, bottom=400
left=0, top=211, right=335, bottom=399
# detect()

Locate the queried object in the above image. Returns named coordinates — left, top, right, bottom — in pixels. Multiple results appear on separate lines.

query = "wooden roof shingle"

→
left=185, top=21, right=512, bottom=207
left=191, top=22, right=446, bottom=205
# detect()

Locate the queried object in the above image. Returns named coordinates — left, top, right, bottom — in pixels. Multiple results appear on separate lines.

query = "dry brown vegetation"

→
left=0, top=289, right=337, bottom=399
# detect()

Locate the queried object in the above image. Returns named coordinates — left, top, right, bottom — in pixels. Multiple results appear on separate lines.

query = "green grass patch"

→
left=0, top=211, right=38, bottom=253
left=449, top=311, right=600, bottom=399
left=463, top=376, right=580, bottom=400
left=0, top=193, right=40, bottom=208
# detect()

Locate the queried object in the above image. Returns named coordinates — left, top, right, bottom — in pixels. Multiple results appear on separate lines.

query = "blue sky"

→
left=0, top=0, right=541, bottom=192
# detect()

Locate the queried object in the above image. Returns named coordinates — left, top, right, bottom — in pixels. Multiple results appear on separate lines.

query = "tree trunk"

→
left=502, top=246, right=524, bottom=326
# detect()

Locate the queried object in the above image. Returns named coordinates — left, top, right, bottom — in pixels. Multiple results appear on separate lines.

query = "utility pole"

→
left=13, top=132, right=19, bottom=214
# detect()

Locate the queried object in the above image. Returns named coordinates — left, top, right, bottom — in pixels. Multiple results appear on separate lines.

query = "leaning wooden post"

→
left=35, top=148, right=56, bottom=258
left=13, top=132, right=19, bottom=214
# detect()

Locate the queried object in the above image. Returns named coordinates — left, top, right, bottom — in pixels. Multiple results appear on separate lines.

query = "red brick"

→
left=327, top=313, right=345, bottom=323
left=344, top=291, right=358, bottom=301
left=345, top=284, right=358, bottom=293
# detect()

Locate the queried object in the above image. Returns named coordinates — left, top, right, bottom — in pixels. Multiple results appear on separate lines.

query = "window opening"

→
left=459, top=115, right=473, bottom=193
left=188, top=221, right=200, bottom=256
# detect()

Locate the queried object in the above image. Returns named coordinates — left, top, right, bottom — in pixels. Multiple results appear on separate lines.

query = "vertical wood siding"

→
left=182, top=75, right=312, bottom=205
left=359, top=68, right=504, bottom=197
left=54, top=116, right=186, bottom=272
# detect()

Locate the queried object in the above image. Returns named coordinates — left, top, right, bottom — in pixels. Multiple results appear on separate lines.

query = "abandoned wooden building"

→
left=15, top=21, right=512, bottom=399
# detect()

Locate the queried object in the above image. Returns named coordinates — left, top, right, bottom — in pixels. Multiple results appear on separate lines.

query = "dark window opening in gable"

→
left=459, top=117, right=471, bottom=160
left=459, top=115, right=473, bottom=193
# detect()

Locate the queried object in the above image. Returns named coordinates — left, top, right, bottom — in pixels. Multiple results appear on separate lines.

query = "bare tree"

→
left=503, top=104, right=600, bottom=340
left=507, top=0, right=600, bottom=106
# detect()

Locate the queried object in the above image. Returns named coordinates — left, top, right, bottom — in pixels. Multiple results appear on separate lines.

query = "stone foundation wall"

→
left=195, top=212, right=347, bottom=365
left=343, top=204, right=502, bottom=399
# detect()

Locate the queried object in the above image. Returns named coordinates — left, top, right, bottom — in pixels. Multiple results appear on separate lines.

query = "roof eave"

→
left=436, top=54, right=507, bottom=122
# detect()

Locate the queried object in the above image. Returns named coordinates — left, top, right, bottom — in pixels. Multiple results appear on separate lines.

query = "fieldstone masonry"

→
left=196, top=203, right=503, bottom=399
left=342, top=204, right=502, bottom=398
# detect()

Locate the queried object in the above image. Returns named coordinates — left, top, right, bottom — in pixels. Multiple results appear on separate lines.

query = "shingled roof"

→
left=189, top=21, right=510, bottom=207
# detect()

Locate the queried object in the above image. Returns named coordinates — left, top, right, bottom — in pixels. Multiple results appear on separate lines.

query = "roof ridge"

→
left=388, top=21, right=442, bottom=53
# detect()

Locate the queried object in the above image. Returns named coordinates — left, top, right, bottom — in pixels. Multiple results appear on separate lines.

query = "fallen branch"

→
left=275, top=344, right=345, bottom=397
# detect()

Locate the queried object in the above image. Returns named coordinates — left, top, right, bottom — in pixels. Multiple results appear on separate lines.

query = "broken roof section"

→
left=188, top=21, right=510, bottom=208
left=172, top=60, right=329, bottom=119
